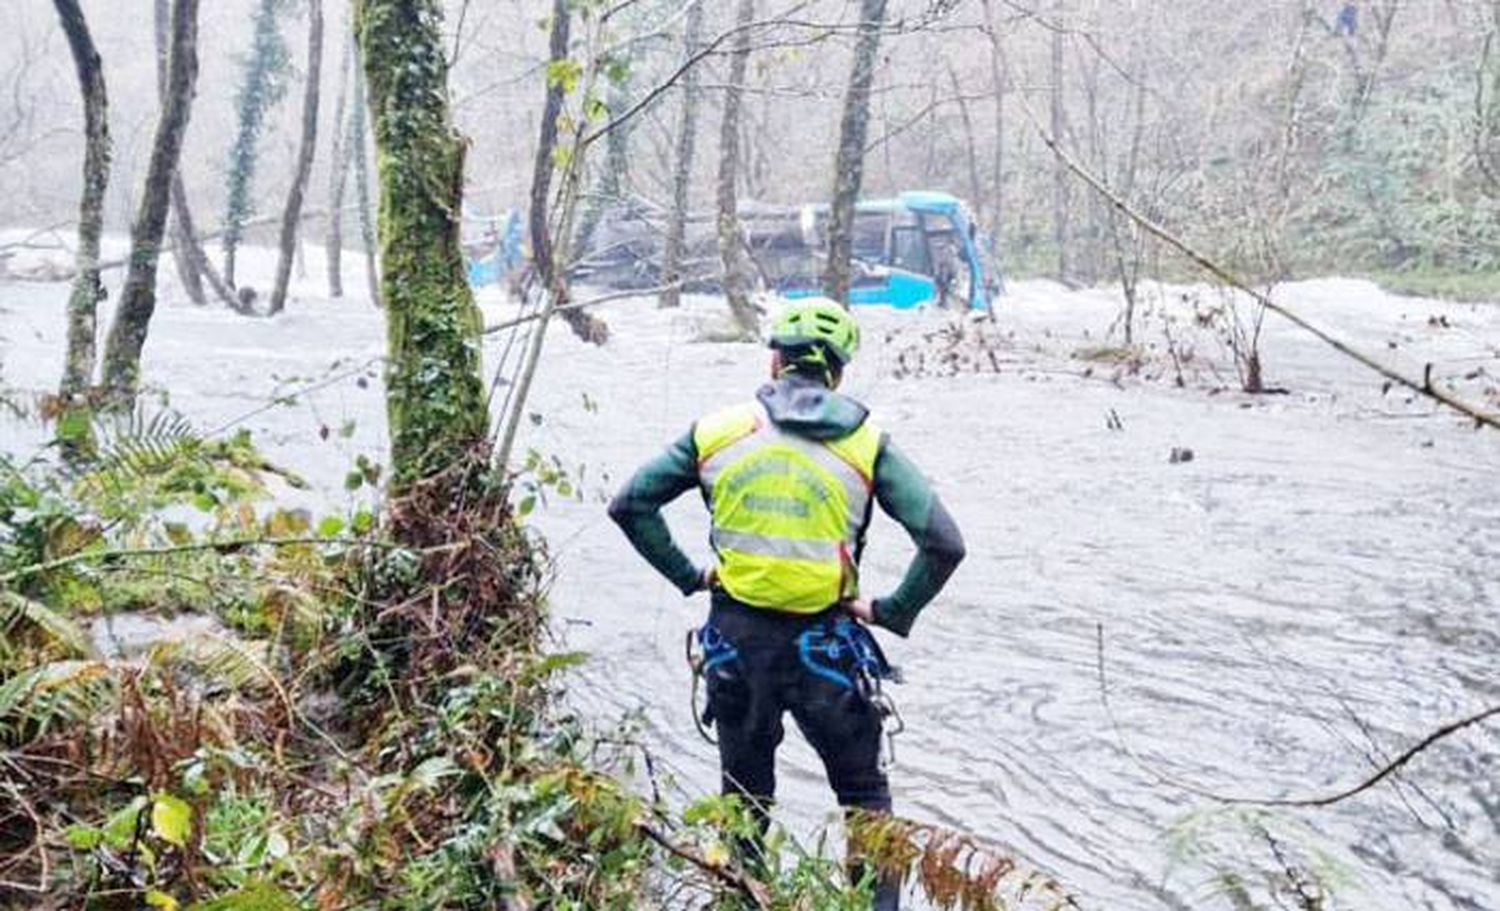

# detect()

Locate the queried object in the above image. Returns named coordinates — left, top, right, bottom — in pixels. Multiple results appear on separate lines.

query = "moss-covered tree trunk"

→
left=658, top=0, right=703, bottom=310
left=823, top=0, right=887, bottom=305
left=98, top=0, right=199, bottom=408
left=269, top=0, right=323, bottom=315
left=355, top=0, right=486, bottom=489
left=53, top=0, right=110, bottom=403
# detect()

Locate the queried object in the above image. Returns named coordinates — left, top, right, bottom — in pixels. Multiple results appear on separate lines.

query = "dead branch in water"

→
left=1094, top=623, right=1500, bottom=808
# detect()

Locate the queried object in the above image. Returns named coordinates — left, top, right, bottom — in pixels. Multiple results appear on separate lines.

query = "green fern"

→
left=1, top=590, right=96, bottom=660
left=70, top=407, right=202, bottom=499
left=0, top=659, right=112, bottom=741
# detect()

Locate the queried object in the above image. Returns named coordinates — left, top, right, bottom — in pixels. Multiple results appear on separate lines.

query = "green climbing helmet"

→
left=768, top=297, right=861, bottom=366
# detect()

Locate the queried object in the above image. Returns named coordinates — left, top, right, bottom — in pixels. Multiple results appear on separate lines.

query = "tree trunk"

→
left=223, top=0, right=288, bottom=289
left=981, top=0, right=1005, bottom=240
left=573, top=72, right=632, bottom=258
left=99, top=0, right=199, bottom=408
left=326, top=27, right=353, bottom=298
left=716, top=0, right=760, bottom=335
left=155, top=0, right=204, bottom=306
left=355, top=0, right=486, bottom=489
left=350, top=47, right=380, bottom=308
left=822, top=0, right=887, bottom=305
left=526, top=0, right=608, bottom=345
left=1049, top=2, right=1070, bottom=284
left=269, top=0, right=323, bottom=316
left=659, top=0, right=704, bottom=310
left=53, top=0, right=110, bottom=403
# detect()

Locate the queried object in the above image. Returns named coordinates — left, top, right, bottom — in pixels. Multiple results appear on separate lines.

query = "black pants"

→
left=704, top=593, right=898, bottom=909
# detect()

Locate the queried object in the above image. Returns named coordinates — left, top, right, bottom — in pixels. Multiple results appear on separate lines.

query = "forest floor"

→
left=2, top=233, right=1499, bottom=910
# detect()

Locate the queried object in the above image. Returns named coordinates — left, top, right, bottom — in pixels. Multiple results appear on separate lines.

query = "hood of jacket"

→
left=754, top=375, right=869, bottom=441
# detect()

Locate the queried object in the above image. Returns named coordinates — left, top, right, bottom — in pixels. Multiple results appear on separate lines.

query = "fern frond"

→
left=69, top=406, right=202, bottom=497
left=149, top=634, right=288, bottom=708
left=1, top=590, right=96, bottom=659
left=0, top=659, right=113, bottom=739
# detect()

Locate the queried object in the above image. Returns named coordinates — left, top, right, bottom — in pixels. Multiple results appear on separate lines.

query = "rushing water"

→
left=2, top=266, right=1496, bottom=909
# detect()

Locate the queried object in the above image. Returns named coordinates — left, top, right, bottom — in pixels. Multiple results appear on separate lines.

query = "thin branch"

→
left=634, top=820, right=772, bottom=909
left=1095, top=623, right=1500, bottom=808
left=481, top=279, right=705, bottom=336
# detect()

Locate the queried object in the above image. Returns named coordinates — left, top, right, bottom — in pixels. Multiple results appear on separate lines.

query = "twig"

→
left=634, top=820, right=772, bottom=908
left=0, top=782, right=48, bottom=894
left=1095, top=623, right=1500, bottom=807
left=480, top=279, right=702, bottom=336
left=1007, top=73, right=1500, bottom=431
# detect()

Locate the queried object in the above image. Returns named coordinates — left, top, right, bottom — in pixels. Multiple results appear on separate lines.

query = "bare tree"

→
left=822, top=0, right=888, bottom=306
left=350, top=44, right=379, bottom=308
left=269, top=0, right=324, bottom=315
left=526, top=0, right=608, bottom=345
left=1049, top=0, right=1070, bottom=285
left=98, top=0, right=199, bottom=408
left=155, top=0, right=202, bottom=306
left=326, top=25, right=353, bottom=298
left=222, top=0, right=290, bottom=289
left=52, top=0, right=109, bottom=403
left=659, top=0, right=704, bottom=310
left=715, top=0, right=761, bottom=336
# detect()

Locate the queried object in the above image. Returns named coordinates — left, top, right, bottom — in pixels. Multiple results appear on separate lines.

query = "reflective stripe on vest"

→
left=694, top=402, right=881, bottom=612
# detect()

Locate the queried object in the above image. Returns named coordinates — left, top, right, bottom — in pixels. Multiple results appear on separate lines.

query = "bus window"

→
left=891, top=226, right=930, bottom=274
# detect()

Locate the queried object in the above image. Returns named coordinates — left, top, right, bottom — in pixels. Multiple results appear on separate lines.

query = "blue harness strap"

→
left=697, top=623, right=739, bottom=675
left=796, top=617, right=899, bottom=693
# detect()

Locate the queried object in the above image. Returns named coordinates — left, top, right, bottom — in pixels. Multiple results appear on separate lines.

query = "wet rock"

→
left=89, top=612, right=233, bottom=660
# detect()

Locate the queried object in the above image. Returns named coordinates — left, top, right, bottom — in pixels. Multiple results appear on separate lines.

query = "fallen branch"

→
left=1008, top=76, right=1500, bottom=431
left=1095, top=623, right=1500, bottom=808
left=0, top=534, right=417, bottom=586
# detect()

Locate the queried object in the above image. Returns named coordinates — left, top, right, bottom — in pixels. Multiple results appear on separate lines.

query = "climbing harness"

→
left=686, top=615, right=906, bottom=766
left=685, top=624, right=739, bottom=745
left=796, top=617, right=905, bottom=768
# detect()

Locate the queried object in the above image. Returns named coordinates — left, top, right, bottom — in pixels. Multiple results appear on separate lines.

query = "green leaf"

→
left=65, top=824, right=103, bottom=850
left=188, top=882, right=299, bottom=911
left=343, top=470, right=363, bottom=491
left=146, top=890, right=180, bottom=911
left=102, top=795, right=149, bottom=849
left=151, top=792, right=193, bottom=848
left=518, top=495, right=536, bottom=517
left=350, top=509, right=375, bottom=535
left=545, top=58, right=584, bottom=93
left=317, top=515, right=345, bottom=537
left=338, top=419, right=357, bottom=439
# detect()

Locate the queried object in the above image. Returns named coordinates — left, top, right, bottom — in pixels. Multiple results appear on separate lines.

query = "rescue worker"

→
left=608, top=297, right=965, bottom=909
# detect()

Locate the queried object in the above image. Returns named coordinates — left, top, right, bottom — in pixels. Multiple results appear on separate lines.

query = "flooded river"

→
left=2, top=264, right=1496, bottom=909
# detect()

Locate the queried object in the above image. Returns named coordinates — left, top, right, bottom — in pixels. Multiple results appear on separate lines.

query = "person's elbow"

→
left=932, top=531, right=966, bottom=571
left=606, top=490, right=635, bottom=528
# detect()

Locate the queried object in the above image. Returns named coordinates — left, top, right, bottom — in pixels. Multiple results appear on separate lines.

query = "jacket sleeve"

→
left=607, top=429, right=707, bottom=596
left=868, top=437, right=966, bottom=636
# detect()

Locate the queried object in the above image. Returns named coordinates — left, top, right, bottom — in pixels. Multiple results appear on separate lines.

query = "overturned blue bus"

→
left=474, top=191, right=1002, bottom=311
left=762, top=191, right=1000, bottom=311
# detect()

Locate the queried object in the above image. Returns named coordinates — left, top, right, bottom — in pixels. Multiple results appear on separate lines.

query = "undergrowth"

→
left=1, top=410, right=1076, bottom=910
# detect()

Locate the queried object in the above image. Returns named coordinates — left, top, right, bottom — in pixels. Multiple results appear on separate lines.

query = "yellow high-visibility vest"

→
left=694, top=402, right=882, bottom=612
